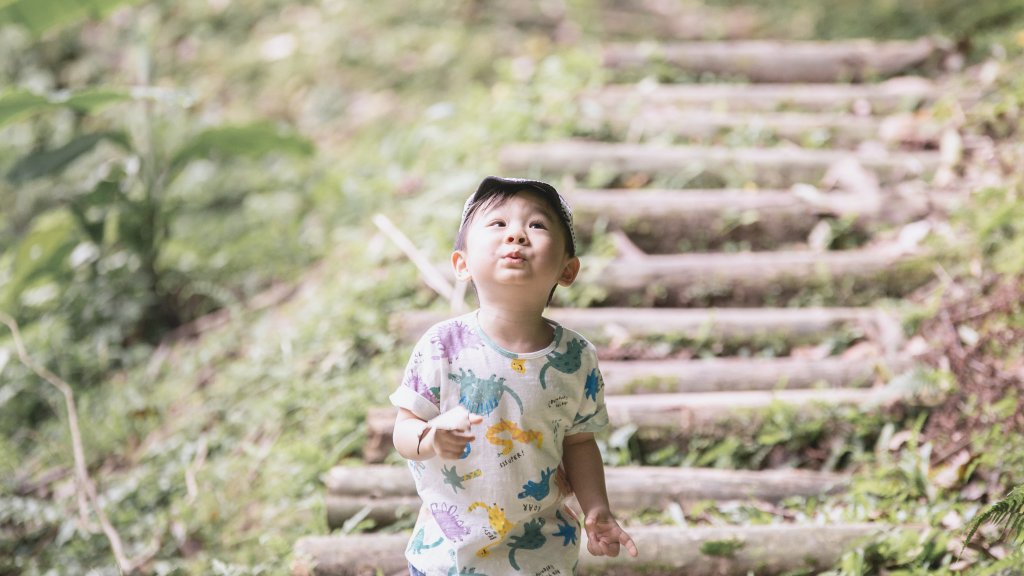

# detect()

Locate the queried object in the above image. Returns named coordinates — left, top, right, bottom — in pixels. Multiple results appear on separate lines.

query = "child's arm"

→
left=562, top=433, right=639, bottom=558
left=393, top=408, right=482, bottom=461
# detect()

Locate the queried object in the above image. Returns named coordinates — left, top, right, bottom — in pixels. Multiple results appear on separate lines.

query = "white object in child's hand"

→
left=429, top=406, right=474, bottom=431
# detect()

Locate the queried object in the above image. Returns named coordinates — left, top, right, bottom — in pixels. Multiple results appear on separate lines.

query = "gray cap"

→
left=460, top=176, right=576, bottom=256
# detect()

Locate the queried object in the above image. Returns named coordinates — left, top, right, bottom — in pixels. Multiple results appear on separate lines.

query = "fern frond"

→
left=963, top=483, right=1024, bottom=552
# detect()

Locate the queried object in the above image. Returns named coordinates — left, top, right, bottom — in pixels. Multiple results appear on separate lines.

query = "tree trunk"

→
left=364, top=386, right=902, bottom=462
left=391, top=307, right=884, bottom=347
left=580, top=244, right=932, bottom=306
left=603, top=39, right=940, bottom=82
left=586, top=77, right=948, bottom=113
left=499, top=141, right=940, bottom=187
left=324, top=465, right=849, bottom=529
left=565, top=187, right=958, bottom=253
left=599, top=355, right=912, bottom=394
left=293, top=524, right=895, bottom=576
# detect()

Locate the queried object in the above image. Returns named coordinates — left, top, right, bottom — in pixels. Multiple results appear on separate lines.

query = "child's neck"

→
left=476, top=304, right=553, bottom=354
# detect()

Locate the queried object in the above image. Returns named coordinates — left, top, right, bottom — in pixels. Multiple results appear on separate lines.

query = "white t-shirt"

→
left=389, top=310, right=609, bottom=575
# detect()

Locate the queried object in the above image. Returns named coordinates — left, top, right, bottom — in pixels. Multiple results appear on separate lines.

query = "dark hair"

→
left=454, top=188, right=575, bottom=257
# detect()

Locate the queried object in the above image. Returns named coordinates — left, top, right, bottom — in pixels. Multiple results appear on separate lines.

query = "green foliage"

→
left=0, top=0, right=143, bottom=37
left=956, top=186, right=1024, bottom=276
left=706, top=0, right=1024, bottom=52
left=1, top=86, right=314, bottom=347
left=833, top=528, right=952, bottom=575
left=699, top=537, right=745, bottom=558
left=963, top=484, right=1024, bottom=549
left=0, top=88, right=134, bottom=128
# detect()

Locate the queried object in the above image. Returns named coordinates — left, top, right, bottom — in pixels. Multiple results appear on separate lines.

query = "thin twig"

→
left=609, top=229, right=649, bottom=260
left=0, top=312, right=144, bottom=574
left=185, top=435, right=208, bottom=505
left=373, top=213, right=454, bottom=300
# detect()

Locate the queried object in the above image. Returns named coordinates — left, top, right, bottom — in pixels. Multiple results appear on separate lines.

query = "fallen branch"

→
left=0, top=311, right=152, bottom=574
left=185, top=435, right=208, bottom=505
left=373, top=213, right=453, bottom=300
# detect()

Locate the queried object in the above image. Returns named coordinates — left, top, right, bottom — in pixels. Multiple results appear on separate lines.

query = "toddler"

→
left=389, top=176, right=638, bottom=575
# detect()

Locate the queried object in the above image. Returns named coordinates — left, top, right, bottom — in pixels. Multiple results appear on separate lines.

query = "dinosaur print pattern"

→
left=553, top=510, right=577, bottom=546
left=442, top=464, right=482, bottom=494
left=450, top=368, right=524, bottom=416
left=517, top=467, right=555, bottom=501
left=389, top=312, right=606, bottom=574
left=432, top=321, right=482, bottom=363
left=507, top=518, right=547, bottom=571
left=510, top=358, right=526, bottom=374
left=486, top=420, right=543, bottom=456
left=402, top=351, right=437, bottom=404
left=538, top=338, right=585, bottom=389
left=430, top=503, right=471, bottom=542
left=584, top=368, right=601, bottom=401
left=408, top=527, right=445, bottom=555
left=468, top=502, right=515, bottom=558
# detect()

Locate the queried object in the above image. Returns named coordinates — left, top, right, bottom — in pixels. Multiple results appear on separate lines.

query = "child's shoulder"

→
left=412, top=311, right=483, bottom=360
left=420, top=311, right=477, bottom=340
left=547, top=317, right=598, bottom=355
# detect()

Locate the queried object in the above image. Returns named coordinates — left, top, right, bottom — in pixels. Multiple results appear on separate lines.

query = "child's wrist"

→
left=583, top=505, right=612, bottom=519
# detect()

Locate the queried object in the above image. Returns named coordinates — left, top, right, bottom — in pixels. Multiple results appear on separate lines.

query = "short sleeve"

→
left=388, top=331, right=443, bottom=421
left=565, top=344, right=608, bottom=436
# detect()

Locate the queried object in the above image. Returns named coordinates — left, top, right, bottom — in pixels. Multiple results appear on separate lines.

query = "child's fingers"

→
left=454, top=413, right=484, bottom=432
left=602, top=539, right=621, bottom=557
left=620, top=531, right=639, bottom=557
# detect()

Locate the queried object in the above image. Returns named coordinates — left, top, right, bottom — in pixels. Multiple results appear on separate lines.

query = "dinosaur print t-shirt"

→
left=389, top=310, right=608, bottom=576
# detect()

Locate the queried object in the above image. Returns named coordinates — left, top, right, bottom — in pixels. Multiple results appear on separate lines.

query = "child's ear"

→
left=452, top=250, right=471, bottom=282
left=558, top=256, right=580, bottom=286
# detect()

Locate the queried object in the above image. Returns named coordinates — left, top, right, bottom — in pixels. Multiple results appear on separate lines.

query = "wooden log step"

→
left=604, top=387, right=903, bottom=431
left=596, top=6, right=763, bottom=41
left=323, top=465, right=849, bottom=529
left=600, top=355, right=913, bottom=394
left=589, top=108, right=946, bottom=148
left=602, top=39, right=940, bottom=82
left=499, top=141, right=941, bottom=188
left=293, top=523, right=895, bottom=576
left=364, top=386, right=903, bottom=462
left=586, top=77, right=945, bottom=114
left=566, top=187, right=955, bottom=252
left=391, top=307, right=889, bottom=347
left=581, top=243, right=932, bottom=306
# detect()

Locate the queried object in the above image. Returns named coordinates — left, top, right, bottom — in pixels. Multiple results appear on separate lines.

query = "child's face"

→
left=452, top=190, right=579, bottom=307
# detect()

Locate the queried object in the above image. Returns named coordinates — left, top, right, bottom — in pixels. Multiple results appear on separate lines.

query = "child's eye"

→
left=488, top=219, right=506, bottom=227
left=529, top=221, right=548, bottom=229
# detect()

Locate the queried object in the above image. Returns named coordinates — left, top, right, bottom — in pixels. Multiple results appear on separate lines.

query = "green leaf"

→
left=963, top=483, right=1024, bottom=553
left=700, top=537, right=745, bottom=558
left=0, top=89, right=134, bottom=129
left=0, top=90, right=51, bottom=128
left=1, top=210, right=78, bottom=310
left=7, top=131, right=131, bottom=184
left=62, top=88, right=135, bottom=113
left=67, top=179, right=126, bottom=244
left=0, top=0, right=143, bottom=37
left=167, top=122, right=314, bottom=183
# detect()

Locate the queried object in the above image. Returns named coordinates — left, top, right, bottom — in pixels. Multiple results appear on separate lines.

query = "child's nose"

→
left=506, top=229, right=527, bottom=244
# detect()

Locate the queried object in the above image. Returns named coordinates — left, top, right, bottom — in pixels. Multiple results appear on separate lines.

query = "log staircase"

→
left=294, top=2, right=969, bottom=574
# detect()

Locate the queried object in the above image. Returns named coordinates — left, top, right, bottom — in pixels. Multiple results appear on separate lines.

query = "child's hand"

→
left=584, top=509, right=639, bottom=558
left=427, top=407, right=483, bottom=460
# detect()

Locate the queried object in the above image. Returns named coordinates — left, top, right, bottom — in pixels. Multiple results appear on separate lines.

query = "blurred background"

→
left=2, top=1, right=1024, bottom=574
